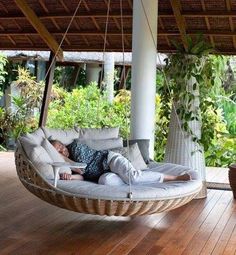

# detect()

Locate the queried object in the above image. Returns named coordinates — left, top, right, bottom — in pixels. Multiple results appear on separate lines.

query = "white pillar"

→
left=86, top=63, right=101, bottom=85
left=131, top=0, right=158, bottom=158
left=104, top=52, right=115, bottom=103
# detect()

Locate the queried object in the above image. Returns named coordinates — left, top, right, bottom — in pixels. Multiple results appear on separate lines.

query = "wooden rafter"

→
left=225, top=0, right=236, bottom=49
left=170, top=0, right=187, bottom=51
left=59, top=0, right=70, bottom=13
left=82, top=0, right=90, bottom=12
left=51, top=18, right=60, bottom=30
left=200, top=0, right=215, bottom=48
left=26, top=35, right=34, bottom=45
left=159, top=17, right=171, bottom=47
left=127, top=0, right=132, bottom=10
left=72, top=18, right=90, bottom=46
left=38, top=0, right=49, bottom=13
left=14, top=0, right=63, bottom=60
left=7, top=35, right=16, bottom=45
left=113, top=17, right=129, bottom=47
left=4, top=29, right=236, bottom=36
left=4, top=10, right=236, bottom=20
left=0, top=12, right=133, bottom=20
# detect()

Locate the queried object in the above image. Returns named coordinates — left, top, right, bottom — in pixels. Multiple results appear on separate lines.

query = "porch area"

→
left=1, top=152, right=235, bottom=255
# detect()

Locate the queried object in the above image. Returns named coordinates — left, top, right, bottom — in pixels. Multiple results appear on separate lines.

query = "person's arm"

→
left=61, top=154, right=84, bottom=175
left=60, top=173, right=84, bottom=181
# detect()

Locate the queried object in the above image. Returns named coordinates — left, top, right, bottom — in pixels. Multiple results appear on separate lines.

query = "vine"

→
left=163, top=35, right=215, bottom=148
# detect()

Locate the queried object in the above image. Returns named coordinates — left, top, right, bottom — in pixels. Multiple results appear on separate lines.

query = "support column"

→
left=104, top=52, right=115, bottom=102
left=86, top=63, right=101, bottom=85
left=39, top=51, right=56, bottom=127
left=131, top=0, right=158, bottom=158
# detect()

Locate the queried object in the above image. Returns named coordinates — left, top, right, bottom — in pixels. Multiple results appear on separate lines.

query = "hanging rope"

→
left=43, top=0, right=83, bottom=83
left=140, top=0, right=196, bottom=170
left=119, top=0, right=133, bottom=200
left=96, top=0, right=111, bottom=126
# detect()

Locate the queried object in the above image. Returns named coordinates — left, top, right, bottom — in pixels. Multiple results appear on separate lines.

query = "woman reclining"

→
left=50, top=139, right=192, bottom=184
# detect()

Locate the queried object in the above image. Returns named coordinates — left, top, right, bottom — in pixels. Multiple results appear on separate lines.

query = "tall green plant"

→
left=164, top=36, right=214, bottom=145
left=0, top=67, right=43, bottom=148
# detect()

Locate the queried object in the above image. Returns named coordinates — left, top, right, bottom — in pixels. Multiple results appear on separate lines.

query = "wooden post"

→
left=39, top=52, right=56, bottom=127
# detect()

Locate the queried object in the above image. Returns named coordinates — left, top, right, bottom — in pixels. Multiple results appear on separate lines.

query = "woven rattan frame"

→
left=15, top=143, right=202, bottom=216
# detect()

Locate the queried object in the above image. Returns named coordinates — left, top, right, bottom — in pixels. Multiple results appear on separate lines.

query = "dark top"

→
left=67, top=140, right=110, bottom=182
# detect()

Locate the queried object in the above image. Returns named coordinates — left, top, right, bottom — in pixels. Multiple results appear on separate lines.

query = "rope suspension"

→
left=119, top=0, right=133, bottom=200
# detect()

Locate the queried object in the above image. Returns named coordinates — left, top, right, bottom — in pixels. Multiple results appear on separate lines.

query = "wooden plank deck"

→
left=206, top=167, right=229, bottom=184
left=0, top=152, right=235, bottom=255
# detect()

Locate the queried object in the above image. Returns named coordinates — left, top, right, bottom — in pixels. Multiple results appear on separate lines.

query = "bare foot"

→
left=176, top=173, right=191, bottom=181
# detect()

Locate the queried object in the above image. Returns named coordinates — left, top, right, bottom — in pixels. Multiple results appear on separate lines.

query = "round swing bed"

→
left=15, top=127, right=202, bottom=216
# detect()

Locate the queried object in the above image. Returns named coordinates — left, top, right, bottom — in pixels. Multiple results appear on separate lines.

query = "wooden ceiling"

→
left=0, top=0, right=236, bottom=59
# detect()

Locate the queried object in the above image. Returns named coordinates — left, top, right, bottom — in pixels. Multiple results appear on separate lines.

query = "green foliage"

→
left=205, top=136, right=236, bottom=167
left=14, top=67, right=44, bottom=110
left=1, top=61, right=21, bottom=92
left=155, top=53, right=236, bottom=166
left=171, top=34, right=214, bottom=56
left=47, top=84, right=130, bottom=138
left=54, top=66, right=86, bottom=90
left=0, top=67, right=43, bottom=148
left=218, top=97, right=236, bottom=135
left=0, top=54, right=8, bottom=92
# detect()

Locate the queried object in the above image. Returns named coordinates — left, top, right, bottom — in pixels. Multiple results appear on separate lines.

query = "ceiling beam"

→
left=170, top=0, right=187, bottom=51
left=225, top=0, right=236, bottom=49
left=1, top=44, right=235, bottom=54
left=3, top=29, right=236, bottom=36
left=0, top=11, right=132, bottom=20
left=200, top=0, right=215, bottom=48
left=14, top=0, right=63, bottom=60
left=3, top=10, right=236, bottom=20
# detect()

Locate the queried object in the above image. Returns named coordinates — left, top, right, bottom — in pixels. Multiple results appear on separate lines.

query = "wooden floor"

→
left=1, top=152, right=236, bottom=255
left=206, top=166, right=229, bottom=184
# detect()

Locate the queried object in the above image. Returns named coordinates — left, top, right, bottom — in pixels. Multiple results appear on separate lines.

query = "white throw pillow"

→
left=19, top=128, right=45, bottom=147
left=41, top=138, right=71, bottom=174
left=111, top=143, right=147, bottom=171
left=28, top=146, right=54, bottom=180
left=42, top=127, right=79, bottom=145
left=76, top=127, right=119, bottom=139
left=75, top=138, right=123, bottom=150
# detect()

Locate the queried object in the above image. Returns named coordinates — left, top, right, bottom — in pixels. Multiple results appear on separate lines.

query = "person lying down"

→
left=50, top=139, right=193, bottom=185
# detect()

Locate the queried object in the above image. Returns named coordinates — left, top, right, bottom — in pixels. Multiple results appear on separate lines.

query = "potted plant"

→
left=163, top=35, right=214, bottom=198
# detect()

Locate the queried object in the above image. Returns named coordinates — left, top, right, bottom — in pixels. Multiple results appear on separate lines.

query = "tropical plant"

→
left=0, top=54, right=8, bottom=92
left=0, top=67, right=43, bottom=148
left=47, top=83, right=131, bottom=138
left=164, top=35, right=215, bottom=145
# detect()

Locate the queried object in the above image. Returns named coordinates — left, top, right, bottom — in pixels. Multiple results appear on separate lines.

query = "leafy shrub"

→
left=219, top=98, right=236, bottom=135
left=47, top=83, right=130, bottom=138
left=0, top=67, right=43, bottom=148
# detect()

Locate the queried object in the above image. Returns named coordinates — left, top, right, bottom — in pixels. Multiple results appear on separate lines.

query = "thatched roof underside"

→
left=0, top=0, right=236, bottom=55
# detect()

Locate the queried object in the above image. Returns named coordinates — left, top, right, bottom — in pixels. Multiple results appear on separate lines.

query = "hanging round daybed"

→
left=15, top=128, right=202, bottom=216
left=14, top=0, right=203, bottom=216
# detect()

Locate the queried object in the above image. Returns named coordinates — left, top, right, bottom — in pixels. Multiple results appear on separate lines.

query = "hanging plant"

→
left=163, top=35, right=215, bottom=147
